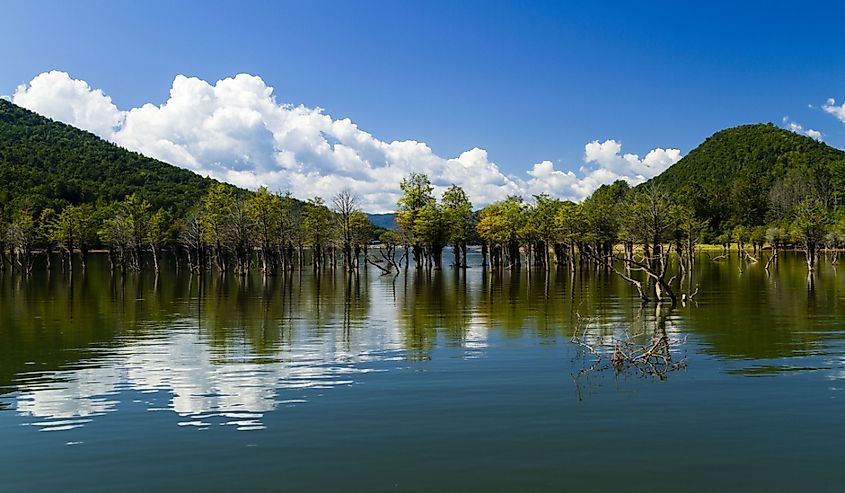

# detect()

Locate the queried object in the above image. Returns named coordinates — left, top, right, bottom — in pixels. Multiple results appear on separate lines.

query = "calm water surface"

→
left=1, top=250, right=844, bottom=492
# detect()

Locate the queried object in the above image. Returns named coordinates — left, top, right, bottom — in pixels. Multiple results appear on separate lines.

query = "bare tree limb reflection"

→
left=571, top=305, right=688, bottom=401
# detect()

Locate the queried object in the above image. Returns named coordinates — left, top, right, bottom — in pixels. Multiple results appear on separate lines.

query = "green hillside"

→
left=0, top=99, right=215, bottom=216
left=646, top=123, right=845, bottom=233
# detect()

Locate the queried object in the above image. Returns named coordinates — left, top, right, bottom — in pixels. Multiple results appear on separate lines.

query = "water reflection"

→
left=13, top=322, right=400, bottom=431
left=2, top=251, right=845, bottom=432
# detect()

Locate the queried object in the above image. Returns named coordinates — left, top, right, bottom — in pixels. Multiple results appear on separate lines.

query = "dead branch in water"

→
left=681, top=285, right=698, bottom=303
left=764, top=253, right=777, bottom=271
left=365, top=255, right=392, bottom=274
left=741, top=248, right=758, bottom=263
left=365, top=247, right=399, bottom=276
left=571, top=312, right=688, bottom=398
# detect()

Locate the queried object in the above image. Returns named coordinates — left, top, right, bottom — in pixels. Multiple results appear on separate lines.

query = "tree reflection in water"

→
left=571, top=304, right=688, bottom=401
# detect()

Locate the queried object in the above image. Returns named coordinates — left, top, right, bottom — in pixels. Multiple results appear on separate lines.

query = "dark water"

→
left=1, top=250, right=843, bottom=492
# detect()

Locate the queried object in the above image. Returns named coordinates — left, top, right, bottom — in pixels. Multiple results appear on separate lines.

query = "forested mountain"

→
left=3, top=96, right=845, bottom=256
left=646, top=123, right=845, bottom=233
left=0, top=99, right=215, bottom=215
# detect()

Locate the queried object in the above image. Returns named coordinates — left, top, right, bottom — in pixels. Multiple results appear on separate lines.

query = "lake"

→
left=1, top=249, right=843, bottom=492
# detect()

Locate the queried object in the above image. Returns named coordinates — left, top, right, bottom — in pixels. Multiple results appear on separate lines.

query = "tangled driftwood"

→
left=570, top=311, right=688, bottom=399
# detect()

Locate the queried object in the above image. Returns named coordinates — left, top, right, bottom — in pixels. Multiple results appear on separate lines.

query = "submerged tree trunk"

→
left=431, top=244, right=443, bottom=270
left=806, top=242, right=817, bottom=271
left=80, top=247, right=90, bottom=271
left=151, top=244, right=161, bottom=274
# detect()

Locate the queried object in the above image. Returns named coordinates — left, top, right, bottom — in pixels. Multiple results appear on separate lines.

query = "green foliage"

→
left=476, top=196, right=526, bottom=246
left=582, top=181, right=626, bottom=244
left=555, top=201, right=587, bottom=243
left=201, top=183, right=237, bottom=245
left=791, top=198, right=829, bottom=247
left=349, top=210, right=374, bottom=244
left=303, top=197, right=334, bottom=247
left=414, top=203, right=446, bottom=249
left=246, top=186, right=282, bottom=247
left=765, top=226, right=787, bottom=247
left=0, top=99, right=215, bottom=217
left=647, top=124, right=845, bottom=234
left=672, top=204, right=708, bottom=246
left=526, top=194, right=562, bottom=243
left=100, top=194, right=152, bottom=260
left=9, top=207, right=38, bottom=248
left=379, top=229, right=400, bottom=246
left=396, top=173, right=435, bottom=243
left=441, top=184, right=474, bottom=244
left=148, top=208, right=176, bottom=247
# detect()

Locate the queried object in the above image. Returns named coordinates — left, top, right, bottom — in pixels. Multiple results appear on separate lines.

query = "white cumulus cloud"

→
left=583, top=139, right=681, bottom=184
left=822, top=98, right=845, bottom=123
left=13, top=71, right=125, bottom=137
left=12, top=71, right=682, bottom=212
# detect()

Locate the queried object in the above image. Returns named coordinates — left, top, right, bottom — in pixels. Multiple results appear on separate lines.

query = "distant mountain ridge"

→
left=366, top=213, right=396, bottom=230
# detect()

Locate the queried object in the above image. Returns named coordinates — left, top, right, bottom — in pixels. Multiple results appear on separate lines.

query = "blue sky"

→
left=3, top=0, right=844, bottom=211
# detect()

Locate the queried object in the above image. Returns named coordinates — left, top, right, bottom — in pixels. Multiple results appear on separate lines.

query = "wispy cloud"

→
left=822, top=98, right=845, bottom=124
left=782, top=116, right=823, bottom=141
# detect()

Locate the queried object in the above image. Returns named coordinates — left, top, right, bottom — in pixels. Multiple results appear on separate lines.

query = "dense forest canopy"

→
left=0, top=99, right=216, bottom=216
left=645, top=123, right=845, bottom=235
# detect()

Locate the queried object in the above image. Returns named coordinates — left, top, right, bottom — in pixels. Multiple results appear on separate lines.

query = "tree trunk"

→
left=806, top=242, right=817, bottom=271
left=151, top=245, right=160, bottom=274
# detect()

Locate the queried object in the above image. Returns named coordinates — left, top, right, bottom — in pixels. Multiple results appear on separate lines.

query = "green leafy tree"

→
left=621, top=185, right=678, bottom=302
left=525, top=194, right=561, bottom=270
left=791, top=198, right=829, bottom=270
left=49, top=206, right=76, bottom=265
left=148, top=208, right=175, bottom=274
left=303, top=197, right=335, bottom=269
left=247, top=186, right=282, bottom=275
left=278, top=192, right=304, bottom=270
left=476, top=196, right=525, bottom=269
left=583, top=183, right=624, bottom=261
left=122, top=194, right=152, bottom=270
left=349, top=210, right=374, bottom=268
left=414, top=203, right=447, bottom=269
left=555, top=201, right=587, bottom=271
left=74, top=203, right=99, bottom=270
left=396, top=173, right=435, bottom=269
left=441, top=184, right=474, bottom=268
left=201, top=183, right=237, bottom=272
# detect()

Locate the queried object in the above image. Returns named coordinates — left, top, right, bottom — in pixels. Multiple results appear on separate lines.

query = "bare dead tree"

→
left=333, top=189, right=360, bottom=272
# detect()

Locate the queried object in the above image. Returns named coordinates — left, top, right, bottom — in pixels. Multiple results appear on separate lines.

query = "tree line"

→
left=3, top=169, right=844, bottom=305
left=0, top=183, right=379, bottom=276
left=390, top=172, right=844, bottom=303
